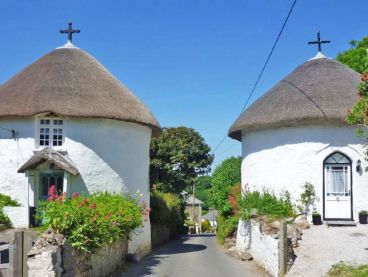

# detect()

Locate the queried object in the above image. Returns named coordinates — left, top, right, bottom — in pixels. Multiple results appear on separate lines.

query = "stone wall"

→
left=236, top=219, right=279, bottom=277
left=151, top=224, right=171, bottom=248
left=27, top=230, right=128, bottom=277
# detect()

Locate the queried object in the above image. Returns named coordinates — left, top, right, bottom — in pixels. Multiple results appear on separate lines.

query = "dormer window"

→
left=38, top=117, right=64, bottom=147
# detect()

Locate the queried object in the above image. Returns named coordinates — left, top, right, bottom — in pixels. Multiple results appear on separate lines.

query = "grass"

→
left=326, top=262, right=368, bottom=277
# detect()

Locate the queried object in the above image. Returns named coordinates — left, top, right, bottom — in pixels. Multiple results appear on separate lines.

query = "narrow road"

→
left=121, top=234, right=268, bottom=277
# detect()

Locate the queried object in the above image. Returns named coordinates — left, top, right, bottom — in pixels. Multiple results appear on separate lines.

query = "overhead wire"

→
left=212, top=0, right=298, bottom=154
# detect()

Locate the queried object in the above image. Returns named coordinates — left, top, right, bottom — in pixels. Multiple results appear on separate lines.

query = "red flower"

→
left=89, top=202, right=97, bottom=209
left=57, top=195, right=63, bottom=203
left=79, top=198, right=89, bottom=207
left=72, top=192, right=80, bottom=199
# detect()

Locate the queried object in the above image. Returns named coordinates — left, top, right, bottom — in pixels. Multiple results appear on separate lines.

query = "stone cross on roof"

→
left=308, top=31, right=330, bottom=52
left=60, top=22, right=80, bottom=43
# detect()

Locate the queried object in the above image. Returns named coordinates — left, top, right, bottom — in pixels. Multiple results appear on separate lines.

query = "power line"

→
left=212, top=0, right=298, bottom=154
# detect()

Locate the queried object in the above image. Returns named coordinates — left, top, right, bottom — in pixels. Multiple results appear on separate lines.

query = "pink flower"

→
left=112, top=221, right=119, bottom=226
left=72, top=192, right=80, bottom=199
left=89, top=202, right=97, bottom=209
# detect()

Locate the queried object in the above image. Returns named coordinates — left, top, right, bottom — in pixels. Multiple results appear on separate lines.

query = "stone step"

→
left=325, top=220, right=357, bottom=227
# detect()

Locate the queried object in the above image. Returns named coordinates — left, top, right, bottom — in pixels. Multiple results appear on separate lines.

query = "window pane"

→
left=42, top=176, right=48, bottom=196
left=56, top=176, right=63, bottom=192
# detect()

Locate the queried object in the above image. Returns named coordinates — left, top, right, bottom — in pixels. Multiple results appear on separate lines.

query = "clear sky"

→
left=0, top=0, right=366, bottom=169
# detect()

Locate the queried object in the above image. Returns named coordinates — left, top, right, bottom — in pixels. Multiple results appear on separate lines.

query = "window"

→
left=40, top=173, right=64, bottom=199
left=38, top=118, right=64, bottom=147
left=324, top=152, right=351, bottom=197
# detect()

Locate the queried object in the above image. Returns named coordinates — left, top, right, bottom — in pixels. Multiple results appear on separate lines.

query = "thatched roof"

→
left=18, top=148, right=79, bottom=175
left=229, top=57, right=361, bottom=140
left=0, top=47, right=160, bottom=136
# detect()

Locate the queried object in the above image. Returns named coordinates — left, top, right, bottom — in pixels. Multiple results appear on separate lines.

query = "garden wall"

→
left=236, top=219, right=279, bottom=277
left=27, top=232, right=128, bottom=277
left=3, top=206, right=29, bottom=228
left=151, top=224, right=171, bottom=248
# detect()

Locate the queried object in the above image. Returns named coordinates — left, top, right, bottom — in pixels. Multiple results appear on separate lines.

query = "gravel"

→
left=288, top=224, right=368, bottom=277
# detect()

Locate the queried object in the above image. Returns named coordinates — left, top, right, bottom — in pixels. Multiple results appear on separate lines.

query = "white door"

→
left=324, top=153, right=352, bottom=220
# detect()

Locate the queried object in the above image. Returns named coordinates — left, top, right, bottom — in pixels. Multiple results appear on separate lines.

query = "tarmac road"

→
left=121, top=234, right=268, bottom=277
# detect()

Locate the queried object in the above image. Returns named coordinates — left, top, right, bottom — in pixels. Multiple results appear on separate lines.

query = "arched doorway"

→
left=323, top=152, right=353, bottom=220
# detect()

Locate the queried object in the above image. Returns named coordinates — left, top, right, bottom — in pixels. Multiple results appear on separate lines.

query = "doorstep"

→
left=325, top=220, right=357, bottom=227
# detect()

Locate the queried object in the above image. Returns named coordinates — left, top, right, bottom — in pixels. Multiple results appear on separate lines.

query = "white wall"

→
left=236, top=219, right=279, bottom=277
left=0, top=117, right=152, bottom=255
left=241, top=125, right=368, bottom=221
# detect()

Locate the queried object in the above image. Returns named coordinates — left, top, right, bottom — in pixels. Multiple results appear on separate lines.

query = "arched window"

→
left=324, top=152, right=351, bottom=197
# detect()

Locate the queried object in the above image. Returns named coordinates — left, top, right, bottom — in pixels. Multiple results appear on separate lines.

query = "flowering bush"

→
left=37, top=187, right=145, bottom=252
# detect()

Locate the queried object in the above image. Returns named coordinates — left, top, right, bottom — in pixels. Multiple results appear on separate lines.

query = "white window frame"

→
left=35, top=115, right=65, bottom=148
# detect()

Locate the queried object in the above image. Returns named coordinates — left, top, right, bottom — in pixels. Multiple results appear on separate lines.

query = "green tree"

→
left=336, top=37, right=368, bottom=73
left=150, top=127, right=213, bottom=194
left=194, top=175, right=212, bottom=210
left=338, top=36, right=368, bottom=168
left=210, top=156, right=241, bottom=216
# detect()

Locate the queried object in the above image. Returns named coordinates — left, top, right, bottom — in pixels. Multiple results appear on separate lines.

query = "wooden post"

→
left=278, top=221, right=287, bottom=277
left=13, top=231, right=23, bottom=277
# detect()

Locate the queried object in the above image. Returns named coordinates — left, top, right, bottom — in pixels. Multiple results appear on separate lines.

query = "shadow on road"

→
left=121, top=236, right=207, bottom=276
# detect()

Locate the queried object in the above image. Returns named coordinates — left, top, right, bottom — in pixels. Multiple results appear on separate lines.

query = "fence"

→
left=0, top=230, right=35, bottom=277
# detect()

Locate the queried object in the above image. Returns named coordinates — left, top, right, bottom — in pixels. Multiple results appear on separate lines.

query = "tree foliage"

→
left=209, top=156, right=241, bottom=216
left=336, top=37, right=368, bottom=73
left=150, top=127, right=213, bottom=194
left=194, top=175, right=212, bottom=210
left=338, top=36, right=368, bottom=168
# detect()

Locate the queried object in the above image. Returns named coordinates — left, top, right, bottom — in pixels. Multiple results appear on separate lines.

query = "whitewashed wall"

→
left=241, top=125, right=368, bottom=221
left=236, top=219, right=279, bottom=277
left=0, top=117, right=152, bottom=256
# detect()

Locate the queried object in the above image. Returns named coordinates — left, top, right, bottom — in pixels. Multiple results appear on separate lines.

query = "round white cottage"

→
left=0, top=41, right=160, bottom=255
left=229, top=53, right=368, bottom=222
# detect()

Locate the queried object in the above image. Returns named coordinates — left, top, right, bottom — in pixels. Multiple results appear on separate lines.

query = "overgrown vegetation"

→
left=216, top=215, right=239, bottom=245
left=210, top=156, right=241, bottom=216
left=150, top=191, right=185, bottom=236
left=37, top=187, right=144, bottom=253
left=0, top=194, right=20, bottom=229
left=208, top=157, right=242, bottom=244
left=239, top=190, right=295, bottom=221
left=326, top=262, right=368, bottom=277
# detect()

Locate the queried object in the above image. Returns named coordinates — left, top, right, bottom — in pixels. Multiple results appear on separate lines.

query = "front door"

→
left=323, top=152, right=352, bottom=220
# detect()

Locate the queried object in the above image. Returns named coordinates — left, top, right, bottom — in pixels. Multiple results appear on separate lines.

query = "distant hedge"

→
left=150, top=191, right=185, bottom=236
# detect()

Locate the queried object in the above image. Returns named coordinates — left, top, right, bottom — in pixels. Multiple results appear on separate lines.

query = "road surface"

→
left=121, top=234, right=268, bottom=277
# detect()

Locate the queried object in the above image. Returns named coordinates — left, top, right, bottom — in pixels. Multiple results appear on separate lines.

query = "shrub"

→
left=0, top=194, right=20, bottom=229
left=326, top=262, right=368, bottom=277
left=216, top=215, right=239, bottom=245
left=228, top=184, right=241, bottom=215
left=150, top=191, right=185, bottom=236
left=296, top=182, right=319, bottom=215
left=210, top=156, right=241, bottom=216
left=239, top=190, right=295, bottom=221
left=201, top=219, right=211, bottom=233
left=37, top=187, right=144, bottom=253
left=359, top=210, right=368, bottom=215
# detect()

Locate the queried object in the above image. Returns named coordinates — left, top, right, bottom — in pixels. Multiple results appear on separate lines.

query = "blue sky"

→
left=0, top=0, right=366, bottom=169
